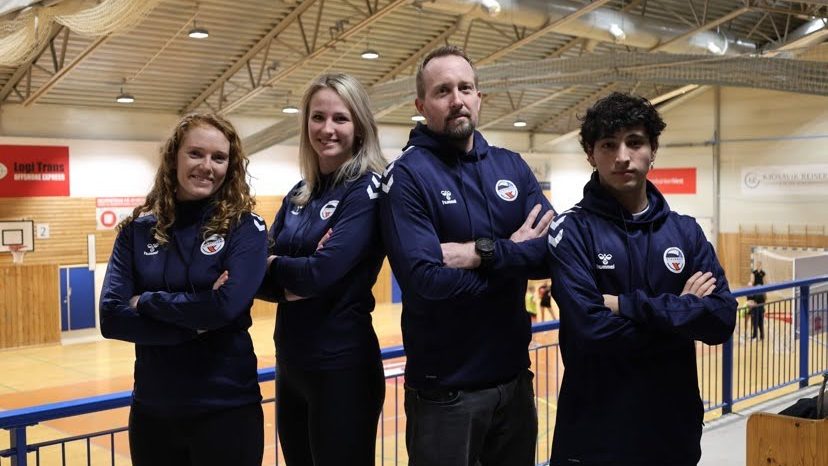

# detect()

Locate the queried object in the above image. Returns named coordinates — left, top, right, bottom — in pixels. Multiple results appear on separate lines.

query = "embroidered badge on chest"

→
left=320, top=200, right=339, bottom=220
left=440, top=190, right=457, bottom=205
left=495, top=179, right=518, bottom=201
left=200, top=234, right=225, bottom=255
left=596, top=252, right=615, bottom=270
left=144, top=242, right=160, bottom=256
left=663, top=247, right=686, bottom=273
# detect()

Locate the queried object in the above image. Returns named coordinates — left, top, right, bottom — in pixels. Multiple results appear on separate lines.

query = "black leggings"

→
left=129, top=402, right=263, bottom=466
left=277, top=359, right=385, bottom=466
left=751, top=305, right=765, bottom=339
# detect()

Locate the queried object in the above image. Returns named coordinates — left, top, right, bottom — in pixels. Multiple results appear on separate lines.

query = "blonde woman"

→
left=260, top=74, right=387, bottom=465
left=100, top=113, right=267, bottom=466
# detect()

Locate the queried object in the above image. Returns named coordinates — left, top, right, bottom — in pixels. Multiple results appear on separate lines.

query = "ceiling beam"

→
left=531, top=83, right=618, bottom=133
left=479, top=88, right=573, bottom=130
left=21, top=33, right=110, bottom=106
left=0, top=24, right=65, bottom=104
left=181, top=0, right=318, bottom=114
left=650, top=7, right=751, bottom=52
left=476, top=0, right=615, bottom=66
left=217, top=0, right=409, bottom=115
left=376, top=18, right=465, bottom=83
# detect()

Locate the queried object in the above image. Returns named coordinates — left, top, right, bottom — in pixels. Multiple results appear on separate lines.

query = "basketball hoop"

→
left=9, top=244, right=26, bottom=265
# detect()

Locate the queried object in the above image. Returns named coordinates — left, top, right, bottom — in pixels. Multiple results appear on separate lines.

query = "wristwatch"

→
left=474, top=238, right=495, bottom=269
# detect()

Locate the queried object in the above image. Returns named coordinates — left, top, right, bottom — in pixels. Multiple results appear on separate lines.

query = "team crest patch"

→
left=320, top=200, right=339, bottom=220
left=495, top=179, right=518, bottom=201
left=200, top=234, right=225, bottom=256
left=663, top=247, right=685, bottom=274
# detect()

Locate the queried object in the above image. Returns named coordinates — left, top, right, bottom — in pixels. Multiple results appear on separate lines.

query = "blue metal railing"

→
left=2, top=276, right=828, bottom=466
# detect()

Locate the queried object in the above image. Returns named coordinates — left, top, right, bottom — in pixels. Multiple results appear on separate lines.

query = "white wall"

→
left=541, top=87, right=828, bottom=234
left=718, top=88, right=828, bottom=232
left=3, top=88, right=828, bottom=236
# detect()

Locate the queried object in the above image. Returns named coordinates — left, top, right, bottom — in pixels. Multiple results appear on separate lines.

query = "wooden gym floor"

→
left=1, top=301, right=822, bottom=465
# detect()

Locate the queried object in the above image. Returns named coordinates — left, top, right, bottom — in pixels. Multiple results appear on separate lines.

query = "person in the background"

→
left=259, top=73, right=387, bottom=466
left=380, top=45, right=554, bottom=466
left=526, top=284, right=539, bottom=322
left=538, top=281, right=553, bottom=320
left=547, top=92, right=737, bottom=466
left=747, top=261, right=767, bottom=340
left=100, top=113, right=267, bottom=466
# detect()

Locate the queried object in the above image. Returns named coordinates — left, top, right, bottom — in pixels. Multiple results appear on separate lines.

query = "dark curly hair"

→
left=579, top=92, right=666, bottom=154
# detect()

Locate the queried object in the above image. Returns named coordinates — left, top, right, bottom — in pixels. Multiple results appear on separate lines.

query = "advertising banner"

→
left=648, top=168, right=696, bottom=194
left=0, top=145, right=70, bottom=197
left=96, top=197, right=145, bottom=230
left=741, top=164, right=828, bottom=196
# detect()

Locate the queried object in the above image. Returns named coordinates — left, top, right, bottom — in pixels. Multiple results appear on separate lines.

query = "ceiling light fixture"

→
left=609, top=23, right=626, bottom=41
left=188, top=21, right=209, bottom=39
left=360, top=49, right=380, bottom=60
left=480, top=0, right=501, bottom=17
left=361, top=32, right=379, bottom=60
left=188, top=2, right=208, bottom=39
left=281, top=91, right=299, bottom=114
left=115, top=79, right=134, bottom=104
left=513, top=119, right=527, bottom=128
left=411, top=114, right=426, bottom=122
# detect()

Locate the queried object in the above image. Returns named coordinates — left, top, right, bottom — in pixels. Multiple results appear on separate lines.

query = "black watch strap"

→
left=475, top=238, right=495, bottom=268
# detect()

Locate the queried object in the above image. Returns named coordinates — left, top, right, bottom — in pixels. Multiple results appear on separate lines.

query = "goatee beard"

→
left=445, top=120, right=474, bottom=141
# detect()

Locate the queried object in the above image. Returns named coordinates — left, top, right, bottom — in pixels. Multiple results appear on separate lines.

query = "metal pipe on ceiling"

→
left=423, top=0, right=758, bottom=55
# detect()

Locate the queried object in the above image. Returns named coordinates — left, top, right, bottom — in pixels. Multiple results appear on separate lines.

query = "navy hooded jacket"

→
left=380, top=124, right=554, bottom=390
left=263, top=171, right=384, bottom=370
left=100, top=200, right=267, bottom=417
left=547, top=173, right=737, bottom=466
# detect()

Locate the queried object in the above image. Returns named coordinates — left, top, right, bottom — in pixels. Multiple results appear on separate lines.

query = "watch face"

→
left=476, top=238, right=495, bottom=254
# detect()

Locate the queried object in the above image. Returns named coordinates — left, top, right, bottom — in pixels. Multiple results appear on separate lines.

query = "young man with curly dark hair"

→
left=547, top=92, right=737, bottom=466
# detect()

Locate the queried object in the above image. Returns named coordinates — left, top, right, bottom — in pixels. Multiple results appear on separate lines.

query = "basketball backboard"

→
left=0, top=220, right=35, bottom=252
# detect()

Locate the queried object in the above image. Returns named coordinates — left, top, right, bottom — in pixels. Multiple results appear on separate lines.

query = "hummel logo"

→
left=441, top=190, right=457, bottom=205
left=144, top=242, right=160, bottom=256
left=596, top=252, right=615, bottom=270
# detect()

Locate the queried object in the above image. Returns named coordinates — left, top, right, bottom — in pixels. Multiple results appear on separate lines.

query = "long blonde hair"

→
left=293, top=73, right=386, bottom=206
left=121, top=113, right=255, bottom=245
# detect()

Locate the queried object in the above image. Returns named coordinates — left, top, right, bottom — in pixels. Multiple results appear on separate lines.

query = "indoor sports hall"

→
left=1, top=0, right=828, bottom=465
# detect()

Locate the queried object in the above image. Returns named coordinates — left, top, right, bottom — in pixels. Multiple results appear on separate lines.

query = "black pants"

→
left=129, top=401, right=263, bottom=466
left=277, top=359, right=385, bottom=466
left=405, top=370, right=538, bottom=466
left=751, top=305, right=765, bottom=339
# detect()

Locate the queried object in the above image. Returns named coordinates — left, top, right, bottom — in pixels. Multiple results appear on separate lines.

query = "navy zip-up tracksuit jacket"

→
left=547, top=173, right=737, bottom=466
left=265, top=172, right=384, bottom=370
left=380, top=124, right=554, bottom=390
left=100, top=200, right=267, bottom=416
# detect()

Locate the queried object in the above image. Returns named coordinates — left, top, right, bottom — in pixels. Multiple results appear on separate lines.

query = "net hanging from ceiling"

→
left=0, top=0, right=162, bottom=66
